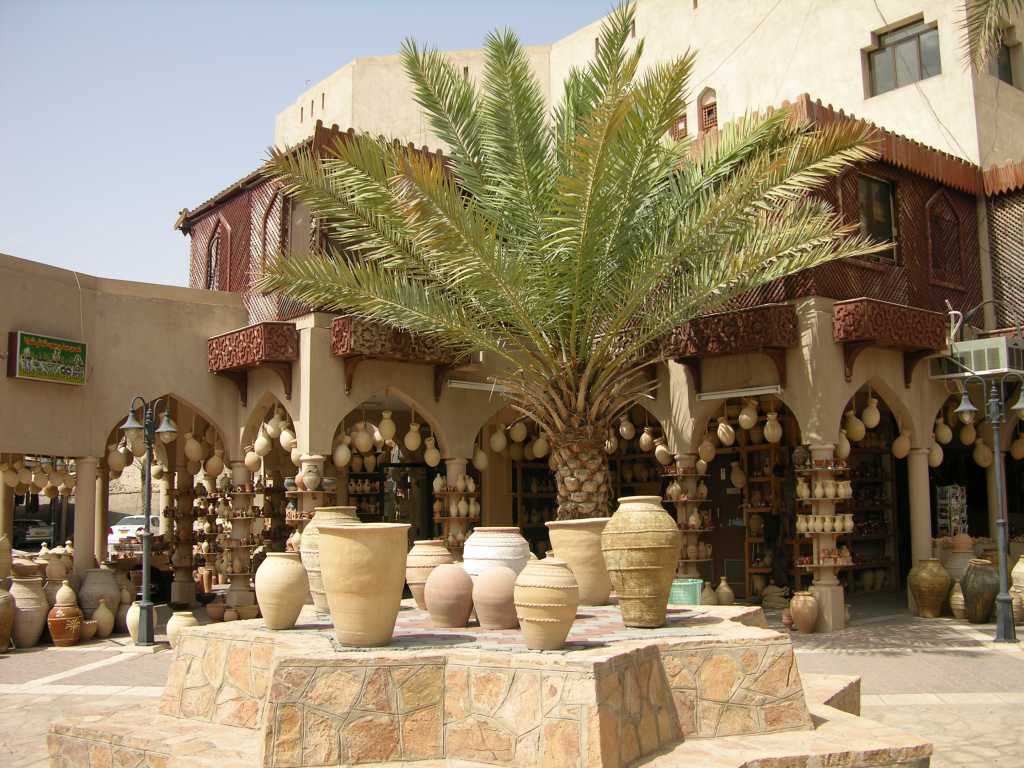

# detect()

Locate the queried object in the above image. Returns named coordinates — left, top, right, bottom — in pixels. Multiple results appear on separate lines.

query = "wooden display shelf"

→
left=794, top=466, right=848, bottom=475
left=746, top=536, right=765, bottom=543
left=348, top=491, right=379, bottom=496
left=433, top=490, right=480, bottom=498
left=798, top=497, right=851, bottom=504
left=847, top=559, right=893, bottom=570
left=851, top=478, right=892, bottom=484
left=518, top=493, right=556, bottom=500
left=436, top=516, right=479, bottom=522
left=743, top=505, right=774, bottom=513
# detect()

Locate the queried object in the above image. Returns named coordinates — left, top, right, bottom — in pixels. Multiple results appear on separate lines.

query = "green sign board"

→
left=7, top=331, right=87, bottom=386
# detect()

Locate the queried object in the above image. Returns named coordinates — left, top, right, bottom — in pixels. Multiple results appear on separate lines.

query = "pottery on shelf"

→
left=545, top=518, right=612, bottom=606
left=763, top=412, right=783, bottom=443
left=318, top=522, right=409, bottom=646
left=79, top=568, right=120, bottom=619
left=961, top=558, right=999, bottom=623
left=715, top=577, right=735, bottom=606
left=406, top=540, right=454, bottom=611
left=299, top=454, right=325, bottom=492
left=166, top=611, right=199, bottom=648
left=513, top=557, right=579, bottom=650
left=949, top=580, right=967, bottom=620
left=11, top=577, right=48, bottom=647
left=462, top=527, right=531, bottom=579
left=472, top=566, right=518, bottom=629
left=424, top=564, right=474, bottom=628
left=748, top=513, right=764, bottom=538
left=700, top=581, right=718, bottom=605
left=908, top=558, right=952, bottom=619
left=256, top=553, right=310, bottom=630
left=300, top=506, right=360, bottom=611
left=602, top=496, right=681, bottom=628
left=790, top=591, right=819, bottom=633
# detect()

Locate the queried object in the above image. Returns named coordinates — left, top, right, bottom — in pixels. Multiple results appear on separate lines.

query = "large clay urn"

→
left=908, top=558, right=952, bottom=618
left=0, top=534, right=12, bottom=580
left=11, top=577, right=48, bottom=647
left=47, top=580, right=82, bottom=647
left=545, top=517, right=612, bottom=605
left=600, top=496, right=681, bottom=628
left=472, top=566, right=518, bottom=629
left=961, top=558, right=999, bottom=623
left=255, top=552, right=309, bottom=630
left=513, top=557, right=579, bottom=650
left=318, top=522, right=409, bottom=647
left=406, top=540, right=454, bottom=610
left=79, top=568, right=120, bottom=619
left=166, top=612, right=199, bottom=648
left=789, top=591, right=819, bottom=634
left=300, top=506, right=360, bottom=611
left=424, top=564, right=474, bottom=628
left=462, top=527, right=531, bottom=579
left=0, top=582, right=13, bottom=652
left=126, top=602, right=156, bottom=642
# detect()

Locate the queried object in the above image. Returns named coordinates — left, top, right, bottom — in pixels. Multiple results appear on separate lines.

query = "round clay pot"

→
left=166, top=611, right=199, bottom=648
left=256, top=553, right=309, bottom=630
left=93, top=598, right=115, bottom=638
left=1011, top=555, right=1024, bottom=593
left=10, top=577, right=48, bottom=647
left=425, top=564, right=474, bottom=628
left=0, top=584, right=13, bottom=652
left=949, top=580, right=967, bottom=620
left=462, top=527, right=531, bottom=579
left=79, top=568, right=120, bottom=619
left=513, top=557, right=578, bottom=650
left=300, top=506, right=360, bottom=611
left=80, top=619, right=98, bottom=641
left=406, top=540, right=454, bottom=610
left=47, top=604, right=83, bottom=647
left=318, top=522, right=409, bottom=647
left=715, top=577, right=735, bottom=606
left=545, top=518, right=612, bottom=605
left=961, top=559, right=998, bottom=623
left=601, top=496, right=681, bottom=628
left=472, top=566, right=518, bottom=629
left=790, top=591, right=818, bottom=633
left=206, top=602, right=226, bottom=622
left=908, top=558, right=951, bottom=618
left=126, top=602, right=156, bottom=642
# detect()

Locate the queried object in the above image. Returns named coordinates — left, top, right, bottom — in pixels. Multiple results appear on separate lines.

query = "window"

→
left=927, top=191, right=962, bottom=284
left=996, top=42, right=1014, bottom=84
left=699, top=89, right=717, bottom=133
left=670, top=114, right=688, bottom=140
left=206, top=228, right=221, bottom=290
left=857, top=175, right=897, bottom=263
left=868, top=19, right=941, bottom=96
left=300, top=106, right=303, bottom=123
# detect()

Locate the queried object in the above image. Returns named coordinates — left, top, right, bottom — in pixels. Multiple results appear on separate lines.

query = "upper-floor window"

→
left=206, top=228, right=221, bottom=290
left=990, top=30, right=1020, bottom=86
left=699, top=89, right=717, bottom=133
left=857, top=174, right=898, bottom=263
left=867, top=19, right=941, bottom=96
left=997, top=41, right=1014, bottom=84
left=670, top=114, right=688, bottom=140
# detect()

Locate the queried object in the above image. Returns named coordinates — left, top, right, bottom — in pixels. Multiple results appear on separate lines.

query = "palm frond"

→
left=961, top=0, right=1023, bottom=66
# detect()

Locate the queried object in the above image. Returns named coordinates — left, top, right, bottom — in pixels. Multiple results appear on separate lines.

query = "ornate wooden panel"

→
left=988, top=189, right=1024, bottom=330
left=207, top=322, right=298, bottom=405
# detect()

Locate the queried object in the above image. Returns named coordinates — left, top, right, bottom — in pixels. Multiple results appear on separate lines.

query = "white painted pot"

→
left=462, top=527, right=531, bottom=579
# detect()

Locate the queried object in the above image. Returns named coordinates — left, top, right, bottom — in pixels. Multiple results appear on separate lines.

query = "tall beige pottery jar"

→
left=545, top=517, right=612, bottom=605
left=318, top=523, right=409, bottom=647
left=790, top=591, right=819, bottom=633
left=166, top=612, right=199, bottom=648
left=406, top=540, right=454, bottom=610
left=0, top=582, right=13, bottom=652
left=11, top=577, right=48, bottom=647
left=513, top=557, right=579, bottom=650
left=462, top=527, right=531, bottom=579
left=126, top=602, right=156, bottom=643
left=300, top=506, right=360, bottom=611
left=256, top=552, right=310, bottom=629
left=601, top=496, right=681, bottom=628
left=1012, top=555, right=1024, bottom=593
left=79, top=568, right=120, bottom=619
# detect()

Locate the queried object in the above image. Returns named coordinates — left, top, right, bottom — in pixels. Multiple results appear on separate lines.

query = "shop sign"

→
left=7, top=331, right=87, bottom=386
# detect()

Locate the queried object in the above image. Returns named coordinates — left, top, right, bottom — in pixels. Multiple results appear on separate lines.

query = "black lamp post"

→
left=954, top=374, right=1024, bottom=643
left=120, top=396, right=177, bottom=646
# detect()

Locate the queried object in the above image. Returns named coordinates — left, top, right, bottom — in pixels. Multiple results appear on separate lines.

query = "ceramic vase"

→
left=406, top=540, right=454, bottom=610
left=949, top=580, right=967, bottom=620
left=472, top=566, right=518, bottom=629
left=318, top=522, right=409, bottom=646
left=961, top=559, right=999, bottom=623
left=1012, top=556, right=1024, bottom=593
left=715, top=577, right=735, bottom=606
left=763, top=412, right=783, bottom=443
left=93, top=598, right=115, bottom=638
left=790, top=591, right=819, bottom=633
left=729, top=462, right=747, bottom=489
left=462, top=527, right=531, bottom=579
left=10, top=577, right=48, bottom=647
left=513, top=557, right=579, bottom=650
left=48, top=602, right=83, bottom=647
left=908, top=558, right=951, bottom=618
left=300, top=506, right=360, bottom=611
left=700, top=581, right=718, bottom=605
left=166, top=612, right=199, bottom=648
left=115, top=587, right=132, bottom=633
left=545, top=518, right=612, bottom=605
left=256, top=553, right=310, bottom=630
left=126, top=602, right=156, bottom=643
left=79, top=568, right=120, bottom=619
left=0, top=583, right=13, bottom=652
left=602, top=496, right=680, bottom=627
left=424, top=564, right=474, bottom=628
left=0, top=534, right=11, bottom=580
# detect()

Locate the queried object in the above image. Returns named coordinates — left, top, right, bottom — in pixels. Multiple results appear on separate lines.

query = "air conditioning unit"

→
left=928, top=336, right=1024, bottom=380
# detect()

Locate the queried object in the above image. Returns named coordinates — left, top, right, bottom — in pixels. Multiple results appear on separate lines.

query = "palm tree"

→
left=257, top=2, right=885, bottom=519
left=962, top=0, right=1023, bottom=66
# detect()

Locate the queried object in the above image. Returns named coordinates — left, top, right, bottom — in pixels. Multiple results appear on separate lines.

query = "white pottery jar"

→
left=618, top=416, right=636, bottom=441
left=729, top=462, right=747, bottom=489
left=861, top=397, right=881, bottom=429
left=797, top=477, right=810, bottom=499
left=824, top=479, right=837, bottom=499
left=462, top=527, right=531, bottom=579
left=698, top=435, right=716, bottom=462
left=488, top=426, right=507, bottom=453
left=654, top=438, right=673, bottom=466
left=472, top=446, right=489, bottom=471
left=300, top=455, right=325, bottom=491
left=509, top=421, right=528, bottom=443
left=763, top=413, right=783, bottom=443
left=423, top=437, right=441, bottom=468
left=378, top=410, right=396, bottom=441
left=845, top=410, right=866, bottom=442
left=405, top=423, right=423, bottom=452
left=796, top=515, right=808, bottom=534
left=836, top=429, right=851, bottom=460
left=332, top=441, right=351, bottom=469
left=716, top=417, right=735, bottom=447
left=166, top=611, right=199, bottom=648
left=256, top=553, right=309, bottom=630
left=892, top=431, right=911, bottom=460
left=935, top=418, right=953, bottom=445
left=738, top=399, right=758, bottom=431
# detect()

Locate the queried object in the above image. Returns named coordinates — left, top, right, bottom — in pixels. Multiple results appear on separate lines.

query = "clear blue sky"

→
left=0, top=1, right=606, bottom=286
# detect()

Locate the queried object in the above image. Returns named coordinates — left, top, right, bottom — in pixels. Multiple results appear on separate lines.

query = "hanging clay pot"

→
left=836, top=429, right=851, bottom=460
left=332, top=440, right=352, bottom=469
left=861, top=397, right=881, bottom=429
left=972, top=440, right=994, bottom=468
left=473, top=566, right=519, bottom=629
left=462, top=527, right=531, bottom=579
left=406, top=540, right=454, bottom=610
left=960, top=422, right=977, bottom=446
left=961, top=559, right=998, bottom=623
left=892, top=431, right=911, bottom=459
left=378, top=410, right=397, bottom=441
left=928, top=441, right=944, bottom=467
left=764, top=412, right=783, bottom=444
left=424, top=564, right=474, bottom=628
left=618, top=415, right=636, bottom=441
left=716, top=417, right=735, bottom=447
left=908, top=558, right=951, bottom=618
left=11, top=577, right=48, bottom=647
left=545, top=517, right=612, bottom=605
left=653, top=438, right=673, bottom=466
left=300, top=506, right=360, bottom=611
left=698, top=435, right=716, bottom=462
left=949, top=580, right=967, bottom=619
left=472, top=446, right=489, bottom=471
left=488, top=426, right=507, bottom=453
left=604, top=433, right=619, bottom=454
left=844, top=410, right=866, bottom=442
left=508, top=421, right=528, bottom=444
left=405, top=422, right=423, bottom=452
left=166, top=611, right=199, bottom=648
left=729, top=461, right=747, bottom=489
left=790, top=591, right=818, bottom=633
left=638, top=427, right=655, bottom=452
left=256, top=553, right=309, bottom=630
left=423, top=437, right=441, bottom=468
left=935, top=418, right=953, bottom=445
left=738, top=399, right=759, bottom=431
left=715, top=576, right=735, bottom=606
left=1011, top=435, right=1024, bottom=461
left=513, top=557, right=578, bottom=650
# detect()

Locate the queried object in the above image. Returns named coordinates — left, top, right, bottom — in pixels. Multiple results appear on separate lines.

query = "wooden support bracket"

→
left=761, top=347, right=788, bottom=389
left=841, top=341, right=873, bottom=382
left=675, top=356, right=701, bottom=392
left=434, top=364, right=453, bottom=402
left=902, top=349, right=932, bottom=389
left=341, top=355, right=365, bottom=395
left=217, top=370, right=248, bottom=407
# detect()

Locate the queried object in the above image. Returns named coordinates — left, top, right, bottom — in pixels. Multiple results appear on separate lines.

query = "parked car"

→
left=14, top=518, right=53, bottom=548
left=107, top=515, right=160, bottom=546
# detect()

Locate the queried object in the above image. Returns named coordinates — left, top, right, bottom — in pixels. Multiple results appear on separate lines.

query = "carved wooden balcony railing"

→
left=832, top=298, right=946, bottom=386
left=663, top=304, right=798, bottom=390
left=208, top=322, right=299, bottom=405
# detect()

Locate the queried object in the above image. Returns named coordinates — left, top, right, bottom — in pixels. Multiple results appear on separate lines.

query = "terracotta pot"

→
left=166, top=612, right=198, bottom=648
left=949, top=580, right=967, bottom=620
left=790, top=591, right=819, bottom=633
left=715, top=577, right=735, bottom=606
left=513, top=557, right=578, bottom=650
left=48, top=604, right=83, bottom=646
left=961, top=559, right=998, bottom=623
left=0, top=584, right=14, bottom=652
left=781, top=609, right=793, bottom=631
left=79, top=568, right=120, bottom=619
left=950, top=532, right=973, bottom=553
left=601, top=496, right=680, bottom=628
left=236, top=604, right=259, bottom=620
left=10, top=577, right=48, bottom=647
left=93, top=598, right=115, bottom=638
left=462, top=527, right=531, bottom=579
left=1011, top=588, right=1024, bottom=625
left=425, top=564, right=474, bottom=628
left=908, top=558, right=951, bottom=618
left=545, top=518, right=612, bottom=605
left=406, top=540, right=454, bottom=610
left=472, top=566, right=518, bottom=629
left=256, top=553, right=309, bottom=630
left=318, top=522, right=409, bottom=646
left=300, top=506, right=360, bottom=611
left=125, top=601, right=156, bottom=642
left=206, top=602, right=225, bottom=622
left=80, top=619, right=98, bottom=641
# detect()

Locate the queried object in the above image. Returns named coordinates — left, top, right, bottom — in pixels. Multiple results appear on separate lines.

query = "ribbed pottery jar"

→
left=908, top=558, right=952, bottom=618
left=166, top=612, right=199, bottom=648
left=300, top=506, right=360, bottom=611
left=513, top=557, right=579, bottom=650
left=406, top=540, right=454, bottom=610
left=472, top=566, right=518, bottom=629
left=600, top=496, right=681, bottom=628
left=790, top=591, right=819, bottom=634
left=318, top=523, right=409, bottom=647
left=961, top=559, right=999, bottom=623
left=545, top=518, right=612, bottom=605
left=424, top=564, right=474, bottom=628
left=0, top=583, right=13, bottom=652
left=255, top=552, right=310, bottom=630
left=79, top=568, right=120, bottom=619
left=11, top=577, right=48, bottom=647
left=950, top=580, right=967, bottom=620
left=462, top=527, right=531, bottom=579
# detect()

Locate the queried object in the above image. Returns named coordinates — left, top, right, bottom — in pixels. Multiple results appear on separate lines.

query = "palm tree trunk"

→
left=551, top=428, right=612, bottom=520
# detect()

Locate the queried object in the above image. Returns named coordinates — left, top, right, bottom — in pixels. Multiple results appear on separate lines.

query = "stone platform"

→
left=47, top=602, right=931, bottom=767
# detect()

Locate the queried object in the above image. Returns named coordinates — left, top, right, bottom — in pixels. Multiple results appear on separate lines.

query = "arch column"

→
left=906, top=448, right=932, bottom=613
left=73, top=457, right=98, bottom=578
left=807, top=444, right=846, bottom=633
left=0, top=485, right=13, bottom=551
left=94, top=469, right=109, bottom=566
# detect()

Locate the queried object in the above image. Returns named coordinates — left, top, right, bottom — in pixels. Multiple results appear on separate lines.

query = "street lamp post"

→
left=954, top=374, right=1024, bottom=644
left=120, top=396, right=177, bottom=646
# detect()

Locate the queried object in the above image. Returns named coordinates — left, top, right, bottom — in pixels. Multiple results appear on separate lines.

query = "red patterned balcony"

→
left=832, top=298, right=946, bottom=386
left=663, top=304, right=798, bottom=390
left=208, top=321, right=298, bottom=405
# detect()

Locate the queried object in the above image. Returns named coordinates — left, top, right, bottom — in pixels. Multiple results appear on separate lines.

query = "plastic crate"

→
left=668, top=577, right=702, bottom=605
